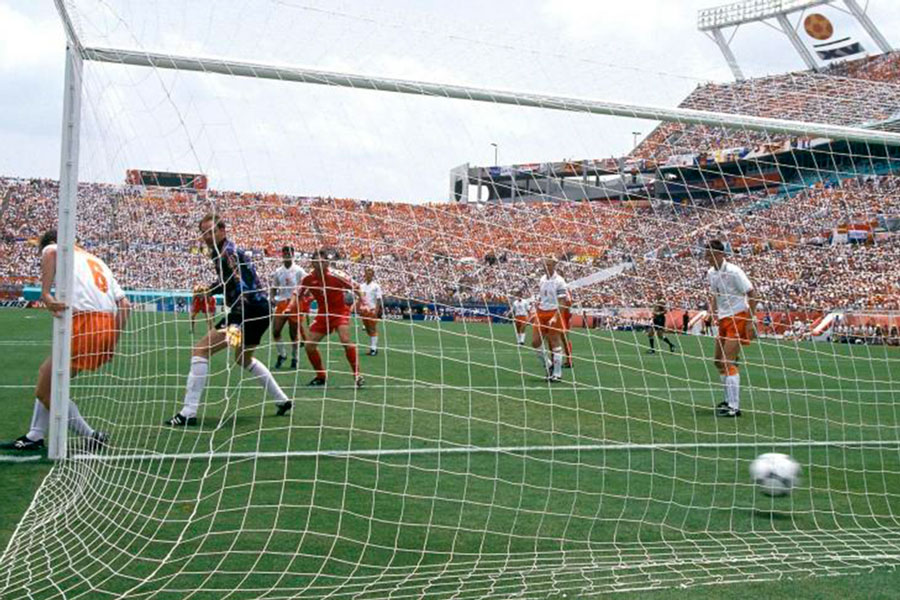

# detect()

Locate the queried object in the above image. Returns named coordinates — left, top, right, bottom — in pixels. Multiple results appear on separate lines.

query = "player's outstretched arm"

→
left=40, top=245, right=66, bottom=317
left=116, top=297, right=132, bottom=334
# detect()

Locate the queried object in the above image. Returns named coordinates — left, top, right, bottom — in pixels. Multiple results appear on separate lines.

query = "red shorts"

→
left=71, top=312, right=118, bottom=371
left=310, top=313, right=350, bottom=335
left=718, top=311, right=753, bottom=346
left=192, top=296, right=216, bottom=314
left=533, top=310, right=562, bottom=334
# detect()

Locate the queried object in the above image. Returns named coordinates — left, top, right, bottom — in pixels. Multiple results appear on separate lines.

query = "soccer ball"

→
left=224, top=324, right=242, bottom=348
left=803, top=13, right=834, bottom=41
left=749, top=453, right=801, bottom=496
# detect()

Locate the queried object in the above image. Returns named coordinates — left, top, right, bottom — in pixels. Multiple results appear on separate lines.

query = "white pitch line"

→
left=1, top=384, right=895, bottom=393
left=71, top=439, right=900, bottom=462
left=0, top=455, right=43, bottom=463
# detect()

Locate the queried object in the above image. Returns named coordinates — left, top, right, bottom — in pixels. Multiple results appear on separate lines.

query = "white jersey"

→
left=271, top=263, right=306, bottom=303
left=360, top=280, right=383, bottom=309
left=44, top=245, right=125, bottom=313
left=511, top=298, right=531, bottom=316
left=708, top=261, right=753, bottom=318
left=537, top=273, right=568, bottom=311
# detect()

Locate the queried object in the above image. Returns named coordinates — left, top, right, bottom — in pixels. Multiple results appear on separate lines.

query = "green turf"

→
left=1, top=308, right=899, bottom=598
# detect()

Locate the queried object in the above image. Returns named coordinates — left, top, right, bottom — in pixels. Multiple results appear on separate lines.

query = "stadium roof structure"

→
left=698, top=0, right=893, bottom=80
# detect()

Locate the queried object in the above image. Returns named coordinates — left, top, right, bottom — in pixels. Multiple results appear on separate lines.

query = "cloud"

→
left=0, top=3, right=62, bottom=70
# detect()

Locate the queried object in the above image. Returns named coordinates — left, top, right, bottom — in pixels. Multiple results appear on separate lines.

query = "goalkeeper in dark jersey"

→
left=166, top=213, right=293, bottom=426
left=647, top=299, right=677, bottom=354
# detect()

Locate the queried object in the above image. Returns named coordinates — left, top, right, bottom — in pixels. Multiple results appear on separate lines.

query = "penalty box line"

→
left=69, top=439, right=900, bottom=463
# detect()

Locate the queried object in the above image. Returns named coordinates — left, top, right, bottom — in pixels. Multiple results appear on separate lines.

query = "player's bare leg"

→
left=271, top=313, right=289, bottom=369
left=232, top=337, right=294, bottom=416
left=514, top=319, right=526, bottom=345
left=288, top=319, right=299, bottom=368
left=647, top=328, right=657, bottom=354
left=661, top=328, right=677, bottom=352
left=303, top=330, right=328, bottom=385
left=562, top=330, right=573, bottom=367
left=298, top=317, right=309, bottom=347
left=546, top=322, right=564, bottom=382
left=363, top=318, right=378, bottom=355
left=531, top=322, right=550, bottom=377
left=714, top=336, right=743, bottom=417
left=3, top=357, right=102, bottom=451
left=168, top=326, right=292, bottom=426
left=336, top=324, right=363, bottom=387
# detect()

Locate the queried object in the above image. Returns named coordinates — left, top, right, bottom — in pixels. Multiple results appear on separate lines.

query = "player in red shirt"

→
left=294, top=249, right=364, bottom=387
left=190, top=285, right=216, bottom=335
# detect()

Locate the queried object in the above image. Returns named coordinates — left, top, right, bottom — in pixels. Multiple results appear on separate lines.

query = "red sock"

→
left=345, top=346, right=359, bottom=376
left=306, top=346, right=326, bottom=379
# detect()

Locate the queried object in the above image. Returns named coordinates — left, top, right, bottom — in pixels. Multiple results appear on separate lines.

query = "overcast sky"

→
left=2, top=0, right=899, bottom=202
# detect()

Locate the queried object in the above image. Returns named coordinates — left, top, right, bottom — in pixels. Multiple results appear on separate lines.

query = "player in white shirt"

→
left=531, top=257, right=570, bottom=382
left=1, top=230, right=131, bottom=452
left=358, top=267, right=384, bottom=355
left=706, top=240, right=758, bottom=418
left=270, top=245, right=307, bottom=370
left=508, top=294, right=532, bottom=345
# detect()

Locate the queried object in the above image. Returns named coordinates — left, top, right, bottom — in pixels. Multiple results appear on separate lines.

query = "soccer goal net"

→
left=3, top=1, right=900, bottom=598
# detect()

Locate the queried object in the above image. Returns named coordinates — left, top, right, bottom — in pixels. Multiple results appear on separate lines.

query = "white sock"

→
left=534, top=347, right=549, bottom=373
left=370, top=335, right=378, bottom=351
left=552, top=346, right=563, bottom=378
left=26, top=399, right=49, bottom=442
left=517, top=333, right=525, bottom=344
left=246, top=358, right=290, bottom=405
left=68, top=401, right=94, bottom=437
left=276, top=340, right=287, bottom=359
left=726, top=373, right=740, bottom=409
left=181, top=356, right=209, bottom=418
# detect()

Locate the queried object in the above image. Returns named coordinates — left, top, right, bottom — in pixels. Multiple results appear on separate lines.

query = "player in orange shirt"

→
left=190, top=286, right=216, bottom=334
left=1, top=230, right=131, bottom=452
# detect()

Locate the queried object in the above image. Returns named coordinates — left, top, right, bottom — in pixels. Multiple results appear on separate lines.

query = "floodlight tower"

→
left=698, top=0, right=893, bottom=81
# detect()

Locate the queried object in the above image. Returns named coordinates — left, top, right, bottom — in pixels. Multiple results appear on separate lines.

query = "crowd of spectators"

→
left=824, top=51, right=900, bottom=84
left=2, top=169, right=898, bottom=314
left=632, top=51, right=900, bottom=163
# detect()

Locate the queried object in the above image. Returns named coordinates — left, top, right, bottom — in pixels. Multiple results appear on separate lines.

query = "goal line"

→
left=67, top=439, right=900, bottom=463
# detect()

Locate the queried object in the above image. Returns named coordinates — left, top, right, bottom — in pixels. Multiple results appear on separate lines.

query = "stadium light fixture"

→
left=697, top=0, right=831, bottom=30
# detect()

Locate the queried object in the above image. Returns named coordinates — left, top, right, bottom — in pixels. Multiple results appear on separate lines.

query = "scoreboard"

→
left=126, top=169, right=208, bottom=190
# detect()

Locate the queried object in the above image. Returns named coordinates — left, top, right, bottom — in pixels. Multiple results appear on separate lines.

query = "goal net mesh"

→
left=3, top=1, right=900, bottom=597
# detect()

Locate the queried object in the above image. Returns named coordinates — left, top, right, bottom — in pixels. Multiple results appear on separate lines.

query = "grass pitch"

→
left=1, top=308, right=899, bottom=599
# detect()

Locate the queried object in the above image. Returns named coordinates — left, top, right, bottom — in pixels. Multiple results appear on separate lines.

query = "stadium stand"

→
left=633, top=51, right=900, bottom=162
left=2, top=171, right=898, bottom=312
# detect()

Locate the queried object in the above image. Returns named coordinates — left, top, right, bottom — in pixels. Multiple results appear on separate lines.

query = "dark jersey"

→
left=652, top=309, right=666, bottom=328
left=206, top=239, right=268, bottom=310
